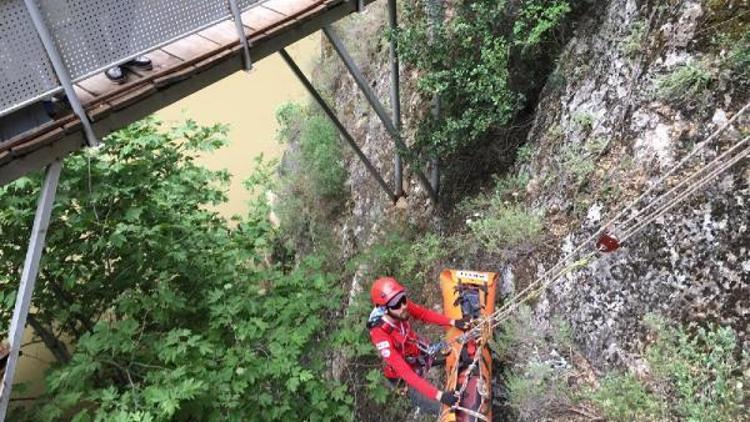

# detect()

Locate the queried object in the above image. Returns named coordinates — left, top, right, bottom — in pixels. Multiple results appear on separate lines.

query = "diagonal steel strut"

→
left=23, top=0, right=98, bottom=148
left=279, top=49, right=397, bottom=203
left=387, top=0, right=404, bottom=198
left=322, top=26, right=439, bottom=204
left=0, top=160, right=63, bottom=420
left=227, top=0, right=253, bottom=71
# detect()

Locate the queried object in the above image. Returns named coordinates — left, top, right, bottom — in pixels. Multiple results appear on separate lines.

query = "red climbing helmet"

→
left=370, top=277, right=406, bottom=307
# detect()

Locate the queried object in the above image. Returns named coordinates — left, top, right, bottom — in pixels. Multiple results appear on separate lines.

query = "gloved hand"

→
left=453, top=317, right=471, bottom=331
left=439, top=390, right=460, bottom=407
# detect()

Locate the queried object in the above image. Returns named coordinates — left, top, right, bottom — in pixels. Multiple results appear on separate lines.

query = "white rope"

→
left=448, top=102, right=750, bottom=346
left=622, top=138, right=750, bottom=242
left=437, top=105, right=749, bottom=421
left=607, top=101, right=750, bottom=235
left=483, top=136, right=750, bottom=336
left=477, top=137, right=749, bottom=335
left=516, top=101, right=750, bottom=292
left=620, top=134, right=750, bottom=238
left=456, top=346, right=482, bottom=397
left=452, top=405, right=489, bottom=421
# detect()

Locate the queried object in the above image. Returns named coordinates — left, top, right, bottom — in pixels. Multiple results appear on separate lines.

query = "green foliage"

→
left=273, top=101, right=348, bottom=256
left=1, top=117, right=231, bottom=347
left=571, top=111, right=595, bottom=132
left=463, top=172, right=542, bottom=252
left=276, top=102, right=347, bottom=201
left=3, top=118, right=352, bottom=421
left=468, top=205, right=543, bottom=251
left=621, top=20, right=646, bottom=57
left=644, top=316, right=749, bottom=421
left=492, top=305, right=574, bottom=420
left=494, top=171, right=532, bottom=198
left=513, top=0, right=572, bottom=48
left=516, top=143, right=534, bottom=164
left=588, top=374, right=668, bottom=421
left=352, top=221, right=447, bottom=297
left=726, top=31, right=750, bottom=85
left=654, top=62, right=714, bottom=109
left=396, top=0, right=572, bottom=156
left=559, top=136, right=607, bottom=186
left=505, top=360, right=569, bottom=421
left=587, top=316, right=750, bottom=422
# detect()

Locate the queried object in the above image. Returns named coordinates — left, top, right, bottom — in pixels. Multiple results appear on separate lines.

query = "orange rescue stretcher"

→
left=439, top=269, right=497, bottom=422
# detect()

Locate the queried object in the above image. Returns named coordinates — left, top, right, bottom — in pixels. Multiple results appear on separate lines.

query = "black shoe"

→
left=105, top=66, right=126, bottom=84
left=126, top=55, right=152, bottom=71
left=42, top=95, right=71, bottom=119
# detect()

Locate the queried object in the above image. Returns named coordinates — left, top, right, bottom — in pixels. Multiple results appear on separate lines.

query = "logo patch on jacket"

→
left=376, top=341, right=391, bottom=357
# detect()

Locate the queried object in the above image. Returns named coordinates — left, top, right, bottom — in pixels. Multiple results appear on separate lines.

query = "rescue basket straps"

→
left=440, top=336, right=488, bottom=420
left=440, top=405, right=490, bottom=421
left=444, top=100, right=750, bottom=349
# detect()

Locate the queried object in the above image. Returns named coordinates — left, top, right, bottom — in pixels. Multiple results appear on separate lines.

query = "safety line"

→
left=621, top=139, right=750, bottom=242
left=448, top=102, right=749, bottom=347
left=439, top=105, right=749, bottom=417
left=611, top=102, right=749, bottom=233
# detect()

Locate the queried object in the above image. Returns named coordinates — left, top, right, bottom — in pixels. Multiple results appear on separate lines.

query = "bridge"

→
left=0, top=0, right=441, bottom=417
left=2, top=0, right=376, bottom=183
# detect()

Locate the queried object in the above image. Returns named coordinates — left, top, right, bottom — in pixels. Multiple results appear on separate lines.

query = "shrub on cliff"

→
left=273, top=101, right=348, bottom=256
left=587, top=316, right=749, bottom=422
left=395, top=0, right=574, bottom=157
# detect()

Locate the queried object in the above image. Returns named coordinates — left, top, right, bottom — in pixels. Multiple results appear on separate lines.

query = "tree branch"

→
left=45, top=277, right=95, bottom=334
left=26, top=314, right=71, bottom=363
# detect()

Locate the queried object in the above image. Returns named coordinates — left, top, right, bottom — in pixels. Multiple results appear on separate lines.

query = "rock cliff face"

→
left=328, top=0, right=748, bottom=376
left=521, top=0, right=749, bottom=368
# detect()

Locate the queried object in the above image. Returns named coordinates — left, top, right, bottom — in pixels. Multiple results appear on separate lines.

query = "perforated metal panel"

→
left=35, top=0, right=233, bottom=81
left=238, top=0, right=265, bottom=12
left=0, top=0, right=60, bottom=118
left=1, top=0, right=271, bottom=118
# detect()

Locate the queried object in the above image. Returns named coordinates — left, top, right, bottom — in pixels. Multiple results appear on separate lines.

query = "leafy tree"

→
left=1, top=118, right=351, bottom=420
left=395, top=0, right=575, bottom=157
left=1, top=117, right=232, bottom=363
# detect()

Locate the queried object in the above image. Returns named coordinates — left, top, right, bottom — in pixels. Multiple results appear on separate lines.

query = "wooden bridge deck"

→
left=0, top=0, right=369, bottom=185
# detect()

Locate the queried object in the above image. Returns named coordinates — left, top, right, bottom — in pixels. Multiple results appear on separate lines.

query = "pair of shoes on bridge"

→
left=105, top=55, right=153, bottom=84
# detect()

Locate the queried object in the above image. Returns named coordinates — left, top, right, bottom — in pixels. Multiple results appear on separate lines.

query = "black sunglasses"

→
left=387, top=295, right=407, bottom=310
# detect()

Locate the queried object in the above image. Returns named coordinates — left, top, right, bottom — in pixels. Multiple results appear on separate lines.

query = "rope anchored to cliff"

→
left=447, top=101, right=750, bottom=348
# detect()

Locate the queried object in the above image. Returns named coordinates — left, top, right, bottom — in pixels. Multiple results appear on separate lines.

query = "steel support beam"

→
left=426, top=0, right=443, bottom=195
left=387, top=0, right=403, bottom=198
left=227, top=0, right=253, bottom=71
left=22, top=0, right=98, bottom=148
left=322, top=26, right=438, bottom=204
left=0, top=160, right=62, bottom=419
left=279, top=49, right=397, bottom=203
left=430, top=97, right=441, bottom=195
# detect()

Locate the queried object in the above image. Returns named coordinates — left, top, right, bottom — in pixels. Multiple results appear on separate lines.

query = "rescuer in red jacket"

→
left=367, top=277, right=467, bottom=415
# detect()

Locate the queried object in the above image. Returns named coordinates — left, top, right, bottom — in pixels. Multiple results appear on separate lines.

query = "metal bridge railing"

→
left=0, top=0, right=265, bottom=119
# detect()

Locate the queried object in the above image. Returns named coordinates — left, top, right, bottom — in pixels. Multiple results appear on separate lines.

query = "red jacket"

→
left=368, top=301, right=451, bottom=399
